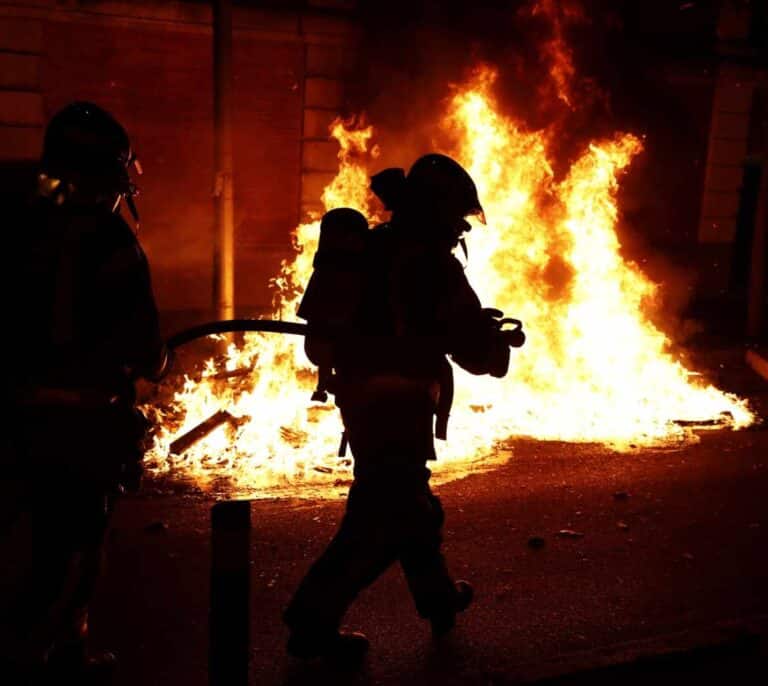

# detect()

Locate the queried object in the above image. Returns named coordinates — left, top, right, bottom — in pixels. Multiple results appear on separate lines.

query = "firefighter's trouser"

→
left=284, top=476, right=457, bottom=638
left=0, top=473, right=111, bottom=683
left=284, top=376, right=459, bottom=638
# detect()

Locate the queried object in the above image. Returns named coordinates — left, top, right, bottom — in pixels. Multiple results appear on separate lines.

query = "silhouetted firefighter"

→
left=285, top=154, right=525, bottom=661
left=0, top=102, right=170, bottom=684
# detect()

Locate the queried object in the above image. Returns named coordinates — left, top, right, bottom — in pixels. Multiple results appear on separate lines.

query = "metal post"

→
left=213, top=0, right=235, bottom=320
left=209, top=500, right=251, bottom=686
left=748, top=160, right=767, bottom=338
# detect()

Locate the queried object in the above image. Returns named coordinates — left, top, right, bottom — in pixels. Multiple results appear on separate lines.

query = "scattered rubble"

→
left=557, top=529, right=585, bottom=539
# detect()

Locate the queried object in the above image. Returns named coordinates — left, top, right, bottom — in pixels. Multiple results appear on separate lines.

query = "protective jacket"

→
left=299, top=213, right=510, bottom=476
left=334, top=219, right=508, bottom=378
left=4, top=192, right=166, bottom=488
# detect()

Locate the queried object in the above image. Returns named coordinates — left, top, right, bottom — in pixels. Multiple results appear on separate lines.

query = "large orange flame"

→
left=144, top=66, right=755, bottom=497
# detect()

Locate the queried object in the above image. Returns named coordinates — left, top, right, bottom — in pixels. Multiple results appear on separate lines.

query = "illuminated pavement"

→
left=91, top=364, right=768, bottom=685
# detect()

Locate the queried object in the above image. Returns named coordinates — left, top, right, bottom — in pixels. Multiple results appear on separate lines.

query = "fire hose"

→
left=165, top=316, right=524, bottom=350
left=166, top=318, right=307, bottom=350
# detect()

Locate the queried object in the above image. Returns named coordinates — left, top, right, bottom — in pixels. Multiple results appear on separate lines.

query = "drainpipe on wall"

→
left=213, top=0, right=235, bottom=320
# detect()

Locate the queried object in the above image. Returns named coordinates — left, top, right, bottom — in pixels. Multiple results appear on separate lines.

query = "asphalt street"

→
left=89, top=364, right=768, bottom=685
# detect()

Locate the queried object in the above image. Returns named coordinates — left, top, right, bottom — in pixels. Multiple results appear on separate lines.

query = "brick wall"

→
left=0, top=1, right=359, bottom=321
left=0, top=14, right=43, bottom=160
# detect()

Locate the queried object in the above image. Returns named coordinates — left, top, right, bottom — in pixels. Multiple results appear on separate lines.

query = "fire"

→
left=443, top=68, right=753, bottom=454
left=144, top=66, right=755, bottom=496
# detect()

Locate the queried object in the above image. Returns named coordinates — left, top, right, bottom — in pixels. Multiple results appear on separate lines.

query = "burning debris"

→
left=144, top=65, right=756, bottom=495
left=211, top=366, right=255, bottom=381
left=169, top=409, right=238, bottom=457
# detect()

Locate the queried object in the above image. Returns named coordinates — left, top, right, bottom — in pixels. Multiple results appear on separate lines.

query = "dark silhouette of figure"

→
left=285, top=154, right=525, bottom=661
left=0, top=102, right=169, bottom=684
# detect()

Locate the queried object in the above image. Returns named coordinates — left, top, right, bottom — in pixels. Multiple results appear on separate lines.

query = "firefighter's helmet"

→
left=371, top=154, right=485, bottom=225
left=39, top=102, right=141, bottom=222
left=406, top=153, right=484, bottom=223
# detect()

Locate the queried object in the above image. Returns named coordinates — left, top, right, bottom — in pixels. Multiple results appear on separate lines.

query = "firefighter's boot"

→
left=430, top=580, right=474, bottom=638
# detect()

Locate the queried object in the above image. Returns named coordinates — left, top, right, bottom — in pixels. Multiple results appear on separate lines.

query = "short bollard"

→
left=209, top=500, right=251, bottom=686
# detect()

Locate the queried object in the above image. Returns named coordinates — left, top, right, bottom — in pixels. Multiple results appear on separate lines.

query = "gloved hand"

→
left=149, top=345, right=175, bottom=382
left=502, top=323, right=526, bottom=348
left=482, top=308, right=526, bottom=348
left=482, top=308, right=505, bottom=325
left=129, top=345, right=174, bottom=383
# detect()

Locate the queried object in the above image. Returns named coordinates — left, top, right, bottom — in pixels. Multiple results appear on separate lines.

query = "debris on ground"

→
left=673, top=411, right=733, bottom=428
left=557, top=529, right=585, bottom=539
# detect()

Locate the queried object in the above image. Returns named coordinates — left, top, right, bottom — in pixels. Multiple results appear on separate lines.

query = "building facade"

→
left=0, top=0, right=358, bottom=323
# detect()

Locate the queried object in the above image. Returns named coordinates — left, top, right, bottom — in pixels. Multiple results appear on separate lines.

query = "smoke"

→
left=349, top=0, right=613, bottom=169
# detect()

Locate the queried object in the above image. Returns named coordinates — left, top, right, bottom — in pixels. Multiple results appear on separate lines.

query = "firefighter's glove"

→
left=482, top=308, right=505, bottom=328
left=483, top=308, right=525, bottom=348
left=502, top=326, right=526, bottom=348
left=149, top=345, right=174, bottom=382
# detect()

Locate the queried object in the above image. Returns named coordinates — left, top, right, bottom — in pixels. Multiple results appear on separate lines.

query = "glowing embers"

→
left=143, top=66, right=755, bottom=496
